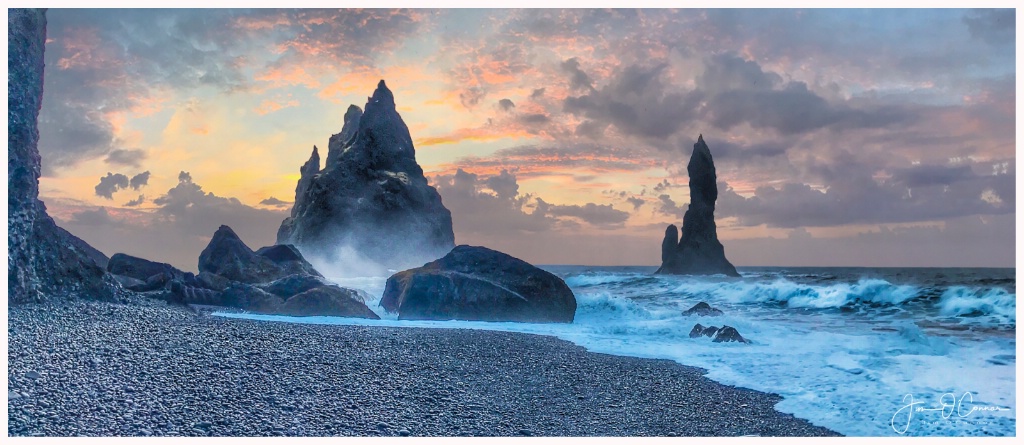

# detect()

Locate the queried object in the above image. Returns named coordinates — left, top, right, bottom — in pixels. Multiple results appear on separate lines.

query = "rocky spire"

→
left=656, top=135, right=739, bottom=277
left=325, top=105, right=362, bottom=170
left=291, top=146, right=319, bottom=218
left=276, top=80, right=455, bottom=272
left=8, top=8, right=120, bottom=303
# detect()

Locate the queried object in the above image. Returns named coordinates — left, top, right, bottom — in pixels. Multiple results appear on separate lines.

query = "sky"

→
left=36, top=8, right=1016, bottom=272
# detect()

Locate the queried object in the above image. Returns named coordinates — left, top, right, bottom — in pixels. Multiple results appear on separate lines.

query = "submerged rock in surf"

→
left=682, top=301, right=724, bottom=317
left=690, top=323, right=746, bottom=343
left=381, top=245, right=577, bottom=323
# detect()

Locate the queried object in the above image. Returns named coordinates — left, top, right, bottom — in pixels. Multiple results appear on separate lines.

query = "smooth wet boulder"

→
left=198, top=225, right=320, bottom=284
left=196, top=271, right=231, bottom=292
left=381, top=245, right=577, bottom=323
left=279, top=286, right=380, bottom=319
left=259, top=274, right=326, bottom=298
left=220, top=283, right=285, bottom=313
left=108, top=253, right=184, bottom=282
left=683, top=302, right=724, bottom=317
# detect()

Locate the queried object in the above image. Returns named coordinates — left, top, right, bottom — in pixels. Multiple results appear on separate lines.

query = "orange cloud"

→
left=255, top=65, right=321, bottom=89
left=255, top=98, right=300, bottom=115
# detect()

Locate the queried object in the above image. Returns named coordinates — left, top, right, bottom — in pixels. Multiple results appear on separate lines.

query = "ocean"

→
left=214, top=266, right=1016, bottom=436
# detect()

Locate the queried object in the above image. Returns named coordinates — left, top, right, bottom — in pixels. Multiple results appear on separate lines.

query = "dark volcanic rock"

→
left=688, top=323, right=719, bottom=338
left=220, top=284, right=285, bottom=313
left=8, top=9, right=119, bottom=303
left=712, top=326, right=747, bottom=343
left=108, top=253, right=183, bottom=282
left=199, top=225, right=320, bottom=284
left=380, top=245, right=577, bottom=323
left=277, top=80, right=455, bottom=271
left=259, top=274, right=326, bottom=298
left=657, top=135, right=739, bottom=277
left=196, top=271, right=231, bottom=292
left=682, top=302, right=724, bottom=317
left=690, top=323, right=746, bottom=343
left=56, top=225, right=109, bottom=269
left=279, top=286, right=380, bottom=319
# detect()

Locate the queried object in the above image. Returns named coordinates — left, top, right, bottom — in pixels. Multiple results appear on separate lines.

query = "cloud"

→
left=538, top=199, right=630, bottom=228
left=259, top=196, right=292, bottom=207
left=560, top=57, right=595, bottom=92
left=563, top=63, right=700, bottom=140
left=656, top=194, right=685, bottom=219
left=459, top=87, right=486, bottom=109
left=530, top=88, right=545, bottom=99
left=962, top=9, right=1015, bottom=46
left=626, top=196, right=645, bottom=211
left=68, top=207, right=124, bottom=227
left=498, top=98, right=516, bottom=112
left=104, top=149, right=147, bottom=168
left=94, top=173, right=130, bottom=199
left=124, top=195, right=146, bottom=207
left=432, top=169, right=554, bottom=235
left=129, top=171, right=151, bottom=190
left=433, top=144, right=661, bottom=177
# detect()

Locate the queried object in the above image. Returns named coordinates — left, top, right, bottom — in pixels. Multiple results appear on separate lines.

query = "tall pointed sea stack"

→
left=277, top=80, right=455, bottom=271
left=656, top=135, right=739, bottom=277
left=8, top=8, right=120, bottom=303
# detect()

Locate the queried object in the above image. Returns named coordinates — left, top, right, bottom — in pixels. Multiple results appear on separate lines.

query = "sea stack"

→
left=656, top=135, right=739, bottom=277
left=277, top=80, right=455, bottom=271
left=8, top=9, right=119, bottom=303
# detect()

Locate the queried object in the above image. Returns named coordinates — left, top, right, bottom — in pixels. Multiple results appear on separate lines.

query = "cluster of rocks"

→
left=107, top=225, right=378, bottom=319
left=681, top=301, right=748, bottom=343
left=657, top=135, right=739, bottom=277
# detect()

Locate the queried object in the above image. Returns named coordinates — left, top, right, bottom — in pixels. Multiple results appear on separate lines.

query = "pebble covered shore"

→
left=8, top=300, right=839, bottom=437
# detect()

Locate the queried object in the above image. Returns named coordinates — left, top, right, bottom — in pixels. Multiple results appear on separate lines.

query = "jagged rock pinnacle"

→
left=277, top=81, right=455, bottom=271
left=657, top=135, right=738, bottom=277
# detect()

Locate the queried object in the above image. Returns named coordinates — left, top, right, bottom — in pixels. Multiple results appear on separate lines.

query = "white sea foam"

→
left=214, top=268, right=1016, bottom=436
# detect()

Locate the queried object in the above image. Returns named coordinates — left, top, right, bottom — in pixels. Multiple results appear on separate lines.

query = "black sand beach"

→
left=7, top=299, right=839, bottom=437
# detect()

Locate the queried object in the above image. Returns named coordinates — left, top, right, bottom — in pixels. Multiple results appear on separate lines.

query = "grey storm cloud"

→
left=498, top=98, right=516, bottom=112
left=716, top=158, right=1015, bottom=228
left=626, top=196, right=645, bottom=211
left=563, top=62, right=701, bottom=141
left=432, top=168, right=629, bottom=234
left=129, top=171, right=151, bottom=190
left=104, top=149, right=147, bottom=168
left=259, top=196, right=292, bottom=207
left=656, top=194, right=685, bottom=219
left=530, top=88, right=545, bottom=99
left=560, top=57, right=595, bottom=92
left=962, top=9, right=1015, bottom=46
left=538, top=199, right=630, bottom=228
left=518, top=113, right=550, bottom=125
left=124, top=195, right=145, bottom=207
left=94, top=173, right=130, bottom=199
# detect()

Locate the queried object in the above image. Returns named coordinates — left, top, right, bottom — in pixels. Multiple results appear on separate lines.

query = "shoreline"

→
left=8, top=299, right=840, bottom=437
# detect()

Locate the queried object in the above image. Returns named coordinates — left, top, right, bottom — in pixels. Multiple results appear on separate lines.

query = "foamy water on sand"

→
left=215, top=266, right=1016, bottom=437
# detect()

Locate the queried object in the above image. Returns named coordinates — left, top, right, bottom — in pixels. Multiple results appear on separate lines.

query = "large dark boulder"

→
left=657, top=135, right=739, bottom=277
left=381, top=245, right=577, bottom=323
left=198, top=225, right=321, bottom=284
left=8, top=9, right=120, bottom=303
left=277, top=80, right=455, bottom=271
left=108, top=253, right=183, bottom=282
left=279, top=286, right=380, bottom=319
left=219, top=283, right=285, bottom=313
